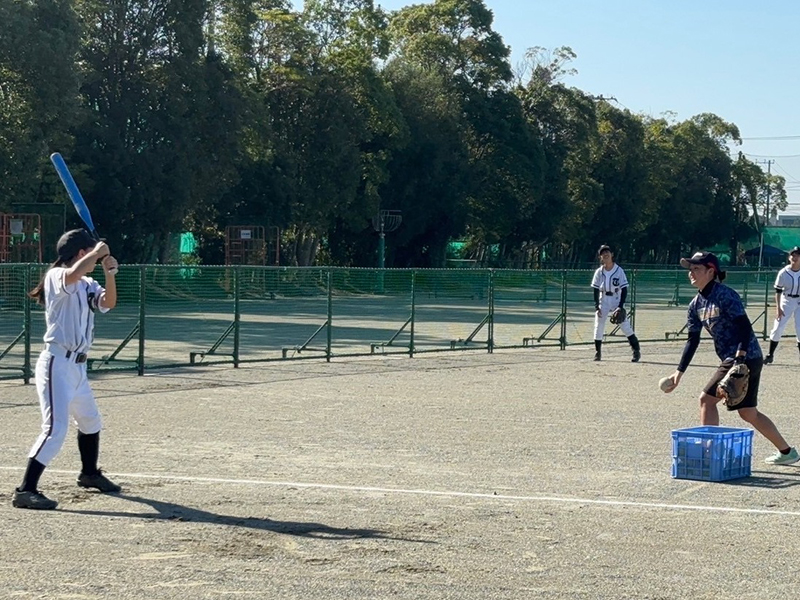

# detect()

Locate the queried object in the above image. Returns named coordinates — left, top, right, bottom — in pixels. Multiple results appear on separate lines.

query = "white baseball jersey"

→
left=774, top=266, right=800, bottom=297
left=591, top=264, right=633, bottom=340
left=42, top=267, right=109, bottom=354
left=769, top=265, right=800, bottom=342
left=29, top=267, right=109, bottom=466
left=591, top=265, right=629, bottom=298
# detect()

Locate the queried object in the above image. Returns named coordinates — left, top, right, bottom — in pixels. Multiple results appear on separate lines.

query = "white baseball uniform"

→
left=29, top=267, right=109, bottom=466
left=591, top=264, right=634, bottom=340
left=768, top=265, right=800, bottom=342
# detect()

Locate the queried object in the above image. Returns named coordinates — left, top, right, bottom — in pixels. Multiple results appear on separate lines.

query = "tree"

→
left=387, top=0, right=550, bottom=267
left=584, top=101, right=650, bottom=259
left=380, top=63, right=469, bottom=267
left=389, top=0, right=512, bottom=91
left=0, top=0, right=81, bottom=211
left=303, top=0, right=407, bottom=266
left=640, top=113, right=740, bottom=263
left=74, top=0, right=245, bottom=262
left=516, top=47, right=598, bottom=265
left=461, top=89, right=546, bottom=267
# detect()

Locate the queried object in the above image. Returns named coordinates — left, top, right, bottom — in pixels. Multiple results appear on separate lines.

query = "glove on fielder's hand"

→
left=609, top=307, right=626, bottom=325
left=716, top=362, right=750, bottom=407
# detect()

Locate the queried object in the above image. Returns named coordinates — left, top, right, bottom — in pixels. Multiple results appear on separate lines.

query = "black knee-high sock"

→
left=19, top=458, right=46, bottom=492
left=594, top=340, right=602, bottom=353
left=768, top=340, right=779, bottom=356
left=628, top=335, right=640, bottom=351
left=77, top=432, right=100, bottom=476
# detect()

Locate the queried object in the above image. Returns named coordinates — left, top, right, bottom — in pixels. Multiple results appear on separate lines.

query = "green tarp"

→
left=761, top=227, right=800, bottom=251
left=180, top=232, right=198, bottom=254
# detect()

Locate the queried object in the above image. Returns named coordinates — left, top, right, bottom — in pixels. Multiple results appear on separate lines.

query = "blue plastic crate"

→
left=671, top=426, right=753, bottom=482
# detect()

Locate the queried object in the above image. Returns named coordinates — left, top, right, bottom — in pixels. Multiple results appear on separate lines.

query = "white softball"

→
left=659, top=377, right=673, bottom=392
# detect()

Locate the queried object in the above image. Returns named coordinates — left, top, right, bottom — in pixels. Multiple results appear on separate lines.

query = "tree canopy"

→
left=0, top=0, right=781, bottom=266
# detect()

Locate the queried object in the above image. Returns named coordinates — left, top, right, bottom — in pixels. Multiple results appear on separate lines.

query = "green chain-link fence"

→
left=0, top=265, right=787, bottom=382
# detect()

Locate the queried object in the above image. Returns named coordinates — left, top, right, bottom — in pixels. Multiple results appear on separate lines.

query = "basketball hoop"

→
left=372, top=210, right=402, bottom=234
left=372, top=210, right=401, bottom=291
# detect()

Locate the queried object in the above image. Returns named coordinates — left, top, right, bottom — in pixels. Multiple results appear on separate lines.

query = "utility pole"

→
left=755, top=159, right=774, bottom=269
left=759, top=159, right=773, bottom=225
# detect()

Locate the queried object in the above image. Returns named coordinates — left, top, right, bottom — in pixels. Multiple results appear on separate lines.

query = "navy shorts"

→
left=703, top=357, right=763, bottom=411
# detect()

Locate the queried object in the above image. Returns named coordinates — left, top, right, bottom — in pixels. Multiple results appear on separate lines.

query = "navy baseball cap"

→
left=680, top=251, right=726, bottom=281
left=597, top=245, right=612, bottom=255
left=56, top=229, right=95, bottom=262
left=789, top=246, right=800, bottom=256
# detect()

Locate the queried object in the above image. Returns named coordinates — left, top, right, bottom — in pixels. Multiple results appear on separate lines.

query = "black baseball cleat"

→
left=77, top=470, right=121, bottom=493
left=593, top=352, right=601, bottom=361
left=631, top=350, right=641, bottom=363
left=12, top=488, right=58, bottom=510
left=764, top=355, right=774, bottom=365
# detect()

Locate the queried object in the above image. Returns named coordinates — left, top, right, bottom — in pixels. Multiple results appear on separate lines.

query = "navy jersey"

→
left=687, top=282, right=762, bottom=361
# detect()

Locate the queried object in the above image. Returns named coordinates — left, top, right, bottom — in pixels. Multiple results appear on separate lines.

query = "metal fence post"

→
left=560, top=270, right=568, bottom=350
left=631, top=269, right=637, bottom=332
left=138, top=265, right=146, bottom=376
left=326, top=269, right=332, bottom=362
left=23, top=264, right=32, bottom=384
left=763, top=275, right=770, bottom=340
left=233, top=266, right=241, bottom=367
left=488, top=269, right=494, bottom=353
left=672, top=271, right=681, bottom=307
left=409, top=270, right=416, bottom=358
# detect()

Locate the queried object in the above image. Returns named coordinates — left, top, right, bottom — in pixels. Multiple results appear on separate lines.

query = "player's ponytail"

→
left=30, top=229, right=95, bottom=305
left=28, top=259, right=65, bottom=305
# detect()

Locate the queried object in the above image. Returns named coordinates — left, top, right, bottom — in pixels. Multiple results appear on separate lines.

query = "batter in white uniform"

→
left=591, top=245, right=641, bottom=362
left=764, top=246, right=800, bottom=365
left=12, top=229, right=121, bottom=510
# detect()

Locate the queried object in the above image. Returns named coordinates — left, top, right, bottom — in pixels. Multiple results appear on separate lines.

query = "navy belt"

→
left=45, top=344, right=88, bottom=364
left=604, top=292, right=615, bottom=296
left=67, top=350, right=88, bottom=363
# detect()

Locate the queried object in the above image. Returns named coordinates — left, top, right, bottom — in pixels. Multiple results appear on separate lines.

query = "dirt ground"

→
left=2, top=342, right=800, bottom=599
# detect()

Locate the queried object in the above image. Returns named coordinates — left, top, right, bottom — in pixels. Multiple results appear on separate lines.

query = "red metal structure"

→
left=0, top=213, right=42, bottom=263
left=225, top=226, right=267, bottom=266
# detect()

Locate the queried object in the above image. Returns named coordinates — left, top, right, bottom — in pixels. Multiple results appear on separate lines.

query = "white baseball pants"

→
left=769, top=296, right=800, bottom=342
left=594, top=296, right=634, bottom=340
left=29, top=349, right=103, bottom=466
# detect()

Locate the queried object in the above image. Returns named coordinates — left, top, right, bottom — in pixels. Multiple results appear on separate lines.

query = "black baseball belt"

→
left=45, top=344, right=88, bottom=364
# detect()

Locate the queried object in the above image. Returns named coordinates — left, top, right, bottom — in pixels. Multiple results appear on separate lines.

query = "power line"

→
left=740, top=153, right=800, bottom=159
left=741, top=135, right=800, bottom=141
left=773, top=162, right=800, bottom=184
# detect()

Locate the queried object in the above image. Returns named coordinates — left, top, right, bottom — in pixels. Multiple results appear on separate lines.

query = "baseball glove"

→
left=716, top=362, right=750, bottom=407
left=609, top=307, right=626, bottom=325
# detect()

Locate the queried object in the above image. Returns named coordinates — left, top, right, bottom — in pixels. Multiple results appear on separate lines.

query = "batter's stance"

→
left=13, top=229, right=121, bottom=510
left=591, top=245, right=641, bottom=362
left=764, top=246, right=800, bottom=364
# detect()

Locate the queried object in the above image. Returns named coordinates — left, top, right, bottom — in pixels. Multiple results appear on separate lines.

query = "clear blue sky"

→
left=295, top=1, right=800, bottom=214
